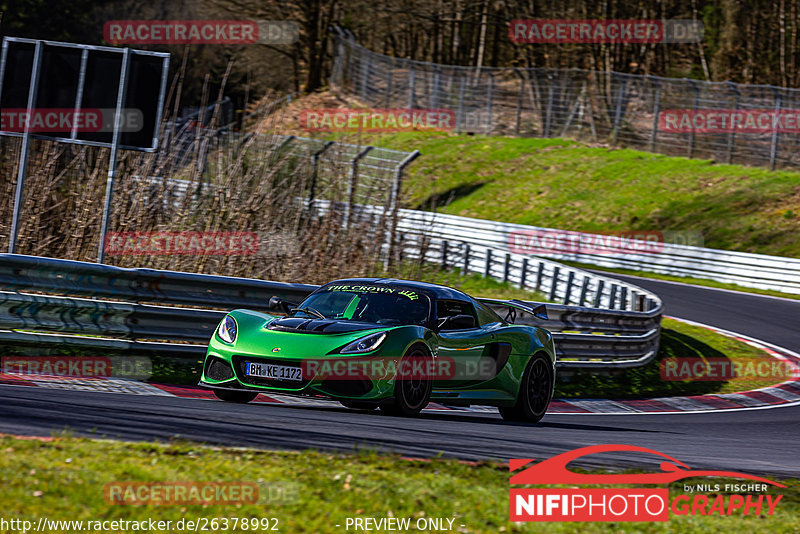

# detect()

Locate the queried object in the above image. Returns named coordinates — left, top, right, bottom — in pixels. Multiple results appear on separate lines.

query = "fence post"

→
left=308, top=141, right=334, bottom=211
left=545, top=79, right=554, bottom=137
left=387, top=150, right=420, bottom=267
left=515, top=70, right=524, bottom=135
left=593, top=280, right=605, bottom=307
left=463, top=243, right=470, bottom=274
left=609, top=284, right=618, bottom=309
left=726, top=82, right=739, bottom=164
left=612, top=78, right=626, bottom=144
left=360, top=53, right=371, bottom=100
left=563, top=271, right=575, bottom=304
left=432, top=69, right=441, bottom=110
left=456, top=75, right=466, bottom=132
left=769, top=87, right=782, bottom=170
left=345, top=146, right=374, bottom=228
left=503, top=252, right=510, bottom=282
left=484, top=249, right=492, bottom=278
left=649, top=77, right=661, bottom=152
left=408, top=63, right=416, bottom=109
left=549, top=266, right=560, bottom=302
left=486, top=74, right=494, bottom=134
left=385, top=59, right=393, bottom=108
left=688, top=80, right=698, bottom=158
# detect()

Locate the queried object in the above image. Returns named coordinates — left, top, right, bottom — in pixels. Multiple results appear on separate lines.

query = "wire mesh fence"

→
left=332, top=35, right=800, bottom=170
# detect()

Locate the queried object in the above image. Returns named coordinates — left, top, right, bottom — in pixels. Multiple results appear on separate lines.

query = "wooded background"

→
left=2, top=0, right=799, bottom=107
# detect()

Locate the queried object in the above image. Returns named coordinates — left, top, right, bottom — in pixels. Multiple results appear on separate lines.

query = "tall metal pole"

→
left=97, top=48, right=131, bottom=263
left=9, top=40, right=44, bottom=254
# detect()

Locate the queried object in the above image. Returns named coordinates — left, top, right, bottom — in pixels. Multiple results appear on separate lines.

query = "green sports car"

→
left=201, top=278, right=556, bottom=422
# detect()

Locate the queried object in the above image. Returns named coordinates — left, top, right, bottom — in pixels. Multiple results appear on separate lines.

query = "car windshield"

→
left=295, top=284, right=431, bottom=326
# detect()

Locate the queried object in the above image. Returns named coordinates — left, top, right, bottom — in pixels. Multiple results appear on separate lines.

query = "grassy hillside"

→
left=346, top=132, right=800, bottom=258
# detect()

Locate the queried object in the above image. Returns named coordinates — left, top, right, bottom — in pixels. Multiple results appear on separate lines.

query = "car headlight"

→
left=340, top=332, right=387, bottom=354
left=217, top=316, right=238, bottom=344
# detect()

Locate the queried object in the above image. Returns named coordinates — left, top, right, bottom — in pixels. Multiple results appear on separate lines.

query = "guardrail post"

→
left=578, top=276, right=590, bottom=306
left=609, top=284, right=618, bottom=309
left=441, top=240, right=448, bottom=269
left=535, top=262, right=544, bottom=291
left=549, top=266, right=560, bottom=302
left=520, top=258, right=528, bottom=287
left=563, top=271, right=575, bottom=304
left=484, top=249, right=492, bottom=277
left=463, top=243, right=470, bottom=274
left=620, top=286, right=628, bottom=310
left=639, top=294, right=647, bottom=312
left=593, top=280, right=605, bottom=308
left=503, top=253, right=511, bottom=282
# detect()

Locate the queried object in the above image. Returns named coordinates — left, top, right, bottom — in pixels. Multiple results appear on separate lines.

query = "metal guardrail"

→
left=0, top=245, right=662, bottom=369
left=388, top=208, right=800, bottom=296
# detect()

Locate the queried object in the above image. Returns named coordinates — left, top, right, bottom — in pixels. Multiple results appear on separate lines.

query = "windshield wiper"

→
left=289, top=306, right=326, bottom=320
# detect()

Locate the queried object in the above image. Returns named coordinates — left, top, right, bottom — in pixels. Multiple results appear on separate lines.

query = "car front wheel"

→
left=380, top=346, right=433, bottom=417
left=499, top=354, right=553, bottom=423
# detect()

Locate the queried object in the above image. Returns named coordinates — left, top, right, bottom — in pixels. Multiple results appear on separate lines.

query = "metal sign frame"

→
left=0, top=37, right=170, bottom=262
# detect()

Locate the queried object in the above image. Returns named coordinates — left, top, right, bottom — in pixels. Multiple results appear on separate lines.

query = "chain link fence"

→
left=332, top=34, right=800, bottom=170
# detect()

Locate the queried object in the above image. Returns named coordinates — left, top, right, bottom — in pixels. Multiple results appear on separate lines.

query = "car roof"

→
left=321, top=278, right=473, bottom=301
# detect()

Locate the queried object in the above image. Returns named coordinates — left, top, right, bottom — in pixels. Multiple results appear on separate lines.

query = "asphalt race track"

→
left=1, top=276, right=799, bottom=478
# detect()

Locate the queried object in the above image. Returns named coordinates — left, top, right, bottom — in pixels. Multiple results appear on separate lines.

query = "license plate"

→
left=244, top=361, right=303, bottom=381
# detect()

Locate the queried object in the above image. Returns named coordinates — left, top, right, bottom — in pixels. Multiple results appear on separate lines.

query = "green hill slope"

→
left=357, top=133, right=800, bottom=258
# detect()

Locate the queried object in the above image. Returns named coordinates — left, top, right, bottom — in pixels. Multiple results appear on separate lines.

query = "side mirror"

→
left=269, top=296, right=297, bottom=314
left=439, top=314, right=477, bottom=331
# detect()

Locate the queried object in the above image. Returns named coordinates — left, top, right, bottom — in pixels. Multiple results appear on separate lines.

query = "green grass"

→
left=0, top=435, right=796, bottom=533
left=344, top=132, right=800, bottom=258
left=557, top=318, right=783, bottom=398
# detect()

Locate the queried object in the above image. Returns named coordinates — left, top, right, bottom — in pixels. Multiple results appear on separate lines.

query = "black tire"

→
left=339, top=400, right=379, bottom=411
left=380, top=346, right=433, bottom=417
left=499, top=354, right=553, bottom=423
left=213, top=388, right=258, bottom=404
